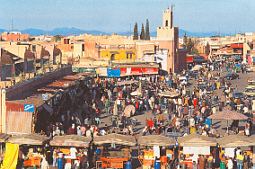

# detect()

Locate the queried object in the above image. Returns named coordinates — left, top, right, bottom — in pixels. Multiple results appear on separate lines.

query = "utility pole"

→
left=11, top=18, right=14, bottom=31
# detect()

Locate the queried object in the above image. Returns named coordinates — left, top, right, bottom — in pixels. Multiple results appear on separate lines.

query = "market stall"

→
left=137, top=135, right=176, bottom=169
left=7, top=134, right=49, bottom=167
left=0, top=133, right=9, bottom=154
left=217, top=134, right=254, bottom=158
left=93, top=133, right=136, bottom=169
left=49, top=135, right=91, bottom=169
left=178, top=134, right=217, bottom=168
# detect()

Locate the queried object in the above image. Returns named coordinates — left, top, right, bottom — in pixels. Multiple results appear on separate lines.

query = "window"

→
left=82, top=44, right=85, bottom=52
left=32, top=45, right=36, bottom=52
left=165, top=20, right=168, bottom=27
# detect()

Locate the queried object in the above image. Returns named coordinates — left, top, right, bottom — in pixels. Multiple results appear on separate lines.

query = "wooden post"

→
left=0, top=89, right=6, bottom=133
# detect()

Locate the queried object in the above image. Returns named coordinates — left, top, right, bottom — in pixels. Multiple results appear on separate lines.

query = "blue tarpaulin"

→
left=107, top=68, right=121, bottom=77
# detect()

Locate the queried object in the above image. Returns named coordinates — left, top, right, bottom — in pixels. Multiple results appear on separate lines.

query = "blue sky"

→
left=0, top=0, right=255, bottom=33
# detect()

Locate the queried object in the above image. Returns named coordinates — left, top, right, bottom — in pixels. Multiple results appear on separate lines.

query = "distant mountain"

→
left=117, top=30, right=224, bottom=37
left=21, top=28, right=46, bottom=35
left=0, top=27, right=233, bottom=37
left=0, top=28, right=7, bottom=33
left=50, top=27, right=107, bottom=36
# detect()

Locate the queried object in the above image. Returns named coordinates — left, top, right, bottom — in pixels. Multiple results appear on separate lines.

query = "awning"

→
left=50, top=135, right=91, bottom=147
left=178, top=134, right=217, bottom=147
left=217, top=135, right=254, bottom=148
left=138, top=135, right=176, bottom=147
left=7, top=134, right=49, bottom=146
left=94, top=133, right=136, bottom=146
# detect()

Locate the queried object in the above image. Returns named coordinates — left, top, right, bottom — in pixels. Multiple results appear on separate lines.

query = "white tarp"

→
left=183, top=146, right=210, bottom=155
left=153, top=145, right=160, bottom=158
left=224, top=148, right=235, bottom=158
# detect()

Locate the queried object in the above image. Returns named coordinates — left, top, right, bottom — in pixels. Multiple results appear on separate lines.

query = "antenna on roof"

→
left=11, top=18, right=14, bottom=31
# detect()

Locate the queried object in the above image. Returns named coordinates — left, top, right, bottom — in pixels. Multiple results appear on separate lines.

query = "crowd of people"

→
left=11, top=56, right=254, bottom=169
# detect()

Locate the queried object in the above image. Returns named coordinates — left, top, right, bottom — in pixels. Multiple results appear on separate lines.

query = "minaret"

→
left=162, top=5, right=173, bottom=29
left=170, top=5, right=173, bottom=29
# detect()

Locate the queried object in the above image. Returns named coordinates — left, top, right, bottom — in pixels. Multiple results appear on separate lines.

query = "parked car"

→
left=243, top=86, right=255, bottom=97
left=224, top=73, right=239, bottom=80
left=232, top=92, right=245, bottom=99
left=246, top=66, right=253, bottom=72
left=178, top=76, right=188, bottom=86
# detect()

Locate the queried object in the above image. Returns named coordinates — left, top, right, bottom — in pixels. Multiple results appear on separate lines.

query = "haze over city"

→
left=1, top=0, right=255, bottom=34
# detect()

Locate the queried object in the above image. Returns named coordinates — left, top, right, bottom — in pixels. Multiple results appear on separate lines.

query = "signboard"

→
left=24, top=104, right=35, bottom=113
left=107, top=68, right=121, bottom=77
left=42, top=94, right=49, bottom=101
left=183, top=146, right=210, bottom=155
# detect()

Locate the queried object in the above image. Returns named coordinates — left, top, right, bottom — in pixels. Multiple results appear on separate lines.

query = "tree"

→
left=133, top=22, right=138, bottom=40
left=140, top=24, right=145, bottom=40
left=205, top=42, right=210, bottom=55
left=145, top=19, right=150, bottom=40
left=183, top=33, right=188, bottom=49
left=186, top=38, right=193, bottom=53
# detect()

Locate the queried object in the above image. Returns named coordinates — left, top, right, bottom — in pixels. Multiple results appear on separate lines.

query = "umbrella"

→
left=130, top=90, right=142, bottom=96
left=158, top=90, right=180, bottom=98
left=94, top=133, right=136, bottom=146
left=123, top=105, right=135, bottom=117
left=209, top=109, right=248, bottom=121
left=208, top=109, right=248, bottom=134
left=137, top=135, right=176, bottom=147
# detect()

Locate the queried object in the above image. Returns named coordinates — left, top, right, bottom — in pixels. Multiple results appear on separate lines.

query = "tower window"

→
left=165, top=20, right=168, bottom=27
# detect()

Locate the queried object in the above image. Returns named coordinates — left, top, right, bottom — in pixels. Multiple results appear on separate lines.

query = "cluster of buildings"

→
left=191, top=33, right=255, bottom=65
left=0, top=8, right=186, bottom=89
left=0, top=8, right=188, bottom=134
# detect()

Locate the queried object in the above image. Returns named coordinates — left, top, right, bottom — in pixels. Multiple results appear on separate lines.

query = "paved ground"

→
left=99, top=69, right=255, bottom=136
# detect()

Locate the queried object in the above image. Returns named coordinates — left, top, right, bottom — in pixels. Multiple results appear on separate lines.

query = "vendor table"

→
left=180, top=160, right=193, bottom=169
left=99, top=157, right=128, bottom=168
left=23, top=157, right=41, bottom=167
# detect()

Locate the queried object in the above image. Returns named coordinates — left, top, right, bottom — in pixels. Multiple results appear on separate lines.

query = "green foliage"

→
left=133, top=22, right=138, bottom=40
left=145, top=19, right=150, bottom=40
left=205, top=42, right=210, bottom=55
left=183, top=33, right=188, bottom=49
left=140, top=24, right=145, bottom=40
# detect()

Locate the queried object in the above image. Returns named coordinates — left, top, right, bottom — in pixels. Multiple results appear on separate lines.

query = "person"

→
left=80, top=152, right=89, bottom=169
left=57, top=152, right=64, bottom=169
left=192, top=161, right=198, bottom=169
left=220, top=154, right=226, bottom=169
left=70, top=147, right=77, bottom=159
left=244, top=121, right=250, bottom=136
left=52, top=149, right=58, bottom=167
left=40, top=156, right=49, bottom=169
left=64, top=158, right=71, bottom=169
left=198, top=155, right=205, bottom=169
left=243, top=152, right=250, bottom=169
left=236, top=152, right=244, bottom=169
left=207, top=155, right=213, bottom=169
left=227, top=157, right=233, bottom=169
